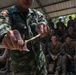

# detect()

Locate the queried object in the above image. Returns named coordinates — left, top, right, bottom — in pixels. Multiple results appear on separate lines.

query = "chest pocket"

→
left=11, top=12, right=38, bottom=39
left=11, top=13, right=29, bottom=40
left=12, top=14, right=27, bottom=29
left=29, top=15, right=38, bottom=36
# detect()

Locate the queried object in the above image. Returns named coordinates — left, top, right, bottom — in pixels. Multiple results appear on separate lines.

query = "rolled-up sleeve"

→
left=0, top=15, right=11, bottom=43
left=37, top=11, right=47, bottom=25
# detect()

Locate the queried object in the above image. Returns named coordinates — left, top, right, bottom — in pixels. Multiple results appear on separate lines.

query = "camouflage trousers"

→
left=12, top=71, right=47, bottom=75
left=11, top=61, right=47, bottom=75
left=62, top=55, right=76, bottom=74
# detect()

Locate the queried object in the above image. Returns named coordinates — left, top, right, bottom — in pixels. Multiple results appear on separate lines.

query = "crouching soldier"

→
left=47, top=35, right=62, bottom=75
left=61, top=36, right=76, bottom=75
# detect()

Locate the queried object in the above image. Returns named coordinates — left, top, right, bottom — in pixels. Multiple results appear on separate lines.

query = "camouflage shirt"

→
left=0, top=6, right=47, bottom=74
left=48, top=42, right=62, bottom=56
left=61, top=42, right=76, bottom=56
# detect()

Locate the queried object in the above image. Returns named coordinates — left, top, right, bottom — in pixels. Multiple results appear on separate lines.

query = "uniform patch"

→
left=1, top=10, right=8, bottom=16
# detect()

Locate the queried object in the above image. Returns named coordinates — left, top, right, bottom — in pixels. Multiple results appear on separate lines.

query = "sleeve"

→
left=56, top=43, right=62, bottom=56
left=61, top=44, right=67, bottom=55
left=36, top=10, right=47, bottom=25
left=0, top=11, right=11, bottom=43
left=47, top=43, right=52, bottom=56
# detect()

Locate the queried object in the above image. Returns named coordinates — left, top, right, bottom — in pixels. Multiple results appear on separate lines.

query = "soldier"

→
left=56, top=18, right=65, bottom=30
left=0, top=0, right=49, bottom=75
left=61, top=36, right=76, bottom=75
left=61, top=27, right=76, bottom=42
left=47, top=35, right=62, bottom=75
left=48, top=19, right=55, bottom=30
left=56, top=25, right=65, bottom=39
left=67, top=16, right=75, bottom=29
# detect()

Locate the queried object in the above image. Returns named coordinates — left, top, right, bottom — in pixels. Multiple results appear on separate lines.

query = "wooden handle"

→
left=25, top=34, right=41, bottom=43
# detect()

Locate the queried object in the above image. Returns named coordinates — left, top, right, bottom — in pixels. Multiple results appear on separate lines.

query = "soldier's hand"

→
left=67, top=54, right=72, bottom=60
left=2, top=30, right=29, bottom=51
left=54, top=56, right=58, bottom=60
left=36, top=23, right=50, bottom=37
left=51, top=54, right=56, bottom=60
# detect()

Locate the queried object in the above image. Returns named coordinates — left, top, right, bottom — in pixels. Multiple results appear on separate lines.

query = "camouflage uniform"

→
left=47, top=42, right=62, bottom=74
left=61, top=42, right=76, bottom=75
left=0, top=6, right=47, bottom=75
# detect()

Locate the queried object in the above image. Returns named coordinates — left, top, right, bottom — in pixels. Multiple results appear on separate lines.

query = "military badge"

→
left=1, top=10, right=8, bottom=16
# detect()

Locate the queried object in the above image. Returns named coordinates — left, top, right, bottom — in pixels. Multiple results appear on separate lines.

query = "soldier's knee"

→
left=62, top=55, right=67, bottom=63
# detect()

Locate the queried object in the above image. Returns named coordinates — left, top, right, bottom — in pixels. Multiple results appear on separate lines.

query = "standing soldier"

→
left=67, top=16, right=75, bottom=29
left=0, top=0, right=49, bottom=75
left=56, top=18, right=65, bottom=30
left=61, top=36, right=76, bottom=75
left=47, top=35, right=62, bottom=75
left=48, top=19, right=55, bottom=30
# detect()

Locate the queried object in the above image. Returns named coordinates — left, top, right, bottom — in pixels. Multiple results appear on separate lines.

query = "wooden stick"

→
left=0, top=34, right=41, bottom=48
left=25, top=34, right=41, bottom=43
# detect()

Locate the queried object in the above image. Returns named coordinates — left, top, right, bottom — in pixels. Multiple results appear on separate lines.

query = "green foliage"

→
left=49, top=14, right=76, bottom=28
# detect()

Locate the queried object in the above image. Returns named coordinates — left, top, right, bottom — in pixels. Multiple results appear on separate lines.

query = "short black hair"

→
left=69, top=16, right=72, bottom=19
left=51, top=34, right=58, bottom=38
left=64, top=35, right=72, bottom=40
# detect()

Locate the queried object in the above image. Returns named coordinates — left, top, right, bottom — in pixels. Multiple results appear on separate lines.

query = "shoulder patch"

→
left=1, top=10, right=8, bottom=16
